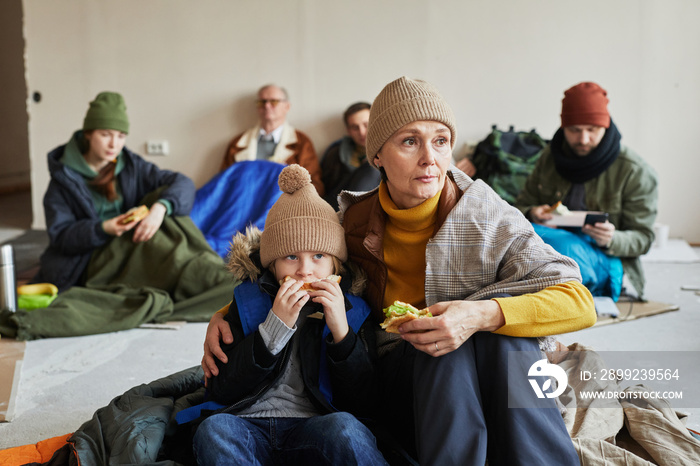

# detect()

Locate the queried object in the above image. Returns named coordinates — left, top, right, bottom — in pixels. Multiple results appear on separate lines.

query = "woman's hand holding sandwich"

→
left=399, top=300, right=506, bottom=357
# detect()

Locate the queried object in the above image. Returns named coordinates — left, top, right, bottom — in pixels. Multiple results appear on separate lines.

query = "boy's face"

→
left=273, top=251, right=334, bottom=283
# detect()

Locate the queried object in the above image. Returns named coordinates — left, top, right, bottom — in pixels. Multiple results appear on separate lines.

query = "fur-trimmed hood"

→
left=227, top=227, right=367, bottom=296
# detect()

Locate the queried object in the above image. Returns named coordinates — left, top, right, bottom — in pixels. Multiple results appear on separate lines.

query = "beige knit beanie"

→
left=260, top=164, right=347, bottom=267
left=366, top=76, right=457, bottom=168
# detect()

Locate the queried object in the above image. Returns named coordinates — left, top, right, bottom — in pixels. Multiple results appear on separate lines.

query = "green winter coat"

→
left=515, top=145, right=658, bottom=299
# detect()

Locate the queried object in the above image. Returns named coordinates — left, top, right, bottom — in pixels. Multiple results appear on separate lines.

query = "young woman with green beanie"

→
left=35, top=91, right=196, bottom=291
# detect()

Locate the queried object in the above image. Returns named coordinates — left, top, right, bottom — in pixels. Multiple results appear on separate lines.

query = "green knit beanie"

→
left=83, top=92, right=130, bottom=134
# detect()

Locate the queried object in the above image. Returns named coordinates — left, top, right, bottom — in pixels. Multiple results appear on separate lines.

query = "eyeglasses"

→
left=256, top=99, right=286, bottom=108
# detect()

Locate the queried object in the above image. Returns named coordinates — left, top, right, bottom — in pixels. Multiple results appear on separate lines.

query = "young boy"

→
left=192, top=164, right=386, bottom=465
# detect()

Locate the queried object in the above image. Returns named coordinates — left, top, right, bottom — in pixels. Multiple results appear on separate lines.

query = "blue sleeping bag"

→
left=532, top=223, right=623, bottom=301
left=191, top=161, right=285, bottom=257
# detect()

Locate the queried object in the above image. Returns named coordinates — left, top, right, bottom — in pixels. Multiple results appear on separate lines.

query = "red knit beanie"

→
left=560, top=82, right=610, bottom=128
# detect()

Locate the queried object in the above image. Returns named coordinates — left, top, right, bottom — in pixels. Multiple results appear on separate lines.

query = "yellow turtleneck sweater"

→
left=378, top=183, right=439, bottom=309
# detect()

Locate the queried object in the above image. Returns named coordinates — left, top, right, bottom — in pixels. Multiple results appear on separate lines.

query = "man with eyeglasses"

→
left=221, top=84, right=323, bottom=194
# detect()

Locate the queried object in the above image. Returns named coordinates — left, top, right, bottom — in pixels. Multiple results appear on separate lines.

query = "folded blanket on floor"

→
left=560, top=343, right=700, bottom=464
left=0, top=214, right=236, bottom=340
left=0, top=367, right=205, bottom=466
left=533, top=223, right=623, bottom=300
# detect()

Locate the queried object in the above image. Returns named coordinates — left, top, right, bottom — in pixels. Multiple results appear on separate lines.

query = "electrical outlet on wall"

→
left=146, top=140, right=169, bottom=155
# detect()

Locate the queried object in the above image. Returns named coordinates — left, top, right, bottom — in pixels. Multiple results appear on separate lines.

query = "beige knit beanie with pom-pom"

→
left=260, top=164, right=347, bottom=267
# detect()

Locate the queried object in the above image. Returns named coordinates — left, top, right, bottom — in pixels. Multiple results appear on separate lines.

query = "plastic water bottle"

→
left=0, top=244, right=17, bottom=312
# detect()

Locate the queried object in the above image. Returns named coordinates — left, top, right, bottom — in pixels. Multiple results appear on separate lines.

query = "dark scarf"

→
left=551, top=119, right=621, bottom=183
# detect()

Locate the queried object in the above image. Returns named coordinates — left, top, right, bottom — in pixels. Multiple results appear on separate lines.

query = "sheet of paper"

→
left=138, top=321, right=187, bottom=330
left=593, top=296, right=619, bottom=318
left=544, top=211, right=605, bottom=228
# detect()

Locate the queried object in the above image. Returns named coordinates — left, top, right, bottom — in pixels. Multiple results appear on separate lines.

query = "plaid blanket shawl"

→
left=425, top=169, right=582, bottom=306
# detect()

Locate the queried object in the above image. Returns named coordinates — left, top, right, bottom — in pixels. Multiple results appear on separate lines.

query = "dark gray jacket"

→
left=36, top=139, right=195, bottom=291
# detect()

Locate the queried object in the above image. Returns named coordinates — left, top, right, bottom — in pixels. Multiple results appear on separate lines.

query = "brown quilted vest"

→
left=342, top=175, right=463, bottom=322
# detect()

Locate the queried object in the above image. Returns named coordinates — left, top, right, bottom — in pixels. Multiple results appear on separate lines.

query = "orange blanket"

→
left=0, top=434, right=72, bottom=466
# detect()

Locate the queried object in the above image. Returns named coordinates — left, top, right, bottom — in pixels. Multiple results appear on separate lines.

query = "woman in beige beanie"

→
left=204, top=77, right=595, bottom=464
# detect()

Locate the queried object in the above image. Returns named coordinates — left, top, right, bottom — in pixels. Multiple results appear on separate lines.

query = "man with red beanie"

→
left=516, top=82, right=658, bottom=300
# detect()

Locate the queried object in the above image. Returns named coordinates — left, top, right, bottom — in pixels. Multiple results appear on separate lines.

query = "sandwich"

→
left=120, top=205, right=149, bottom=224
left=281, top=274, right=341, bottom=290
left=380, top=301, right=432, bottom=333
left=544, top=201, right=562, bottom=214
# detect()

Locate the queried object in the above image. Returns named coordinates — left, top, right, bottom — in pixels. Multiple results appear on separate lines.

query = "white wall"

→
left=22, top=0, right=700, bottom=241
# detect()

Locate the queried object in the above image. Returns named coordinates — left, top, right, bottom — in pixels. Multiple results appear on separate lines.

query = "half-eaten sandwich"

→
left=380, top=300, right=432, bottom=333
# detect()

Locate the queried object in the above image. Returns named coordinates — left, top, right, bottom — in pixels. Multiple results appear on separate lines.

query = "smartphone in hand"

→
left=584, top=212, right=609, bottom=225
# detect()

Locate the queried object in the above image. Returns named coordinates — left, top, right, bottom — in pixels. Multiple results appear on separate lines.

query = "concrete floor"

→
left=1, top=190, right=699, bottom=451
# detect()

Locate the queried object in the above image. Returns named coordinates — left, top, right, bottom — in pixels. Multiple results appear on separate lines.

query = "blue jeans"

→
left=193, top=412, right=388, bottom=465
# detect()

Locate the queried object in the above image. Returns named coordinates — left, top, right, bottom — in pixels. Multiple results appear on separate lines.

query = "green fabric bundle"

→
left=0, top=197, right=235, bottom=340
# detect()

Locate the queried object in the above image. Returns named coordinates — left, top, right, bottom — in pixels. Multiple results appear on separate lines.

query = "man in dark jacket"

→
left=320, top=102, right=381, bottom=210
